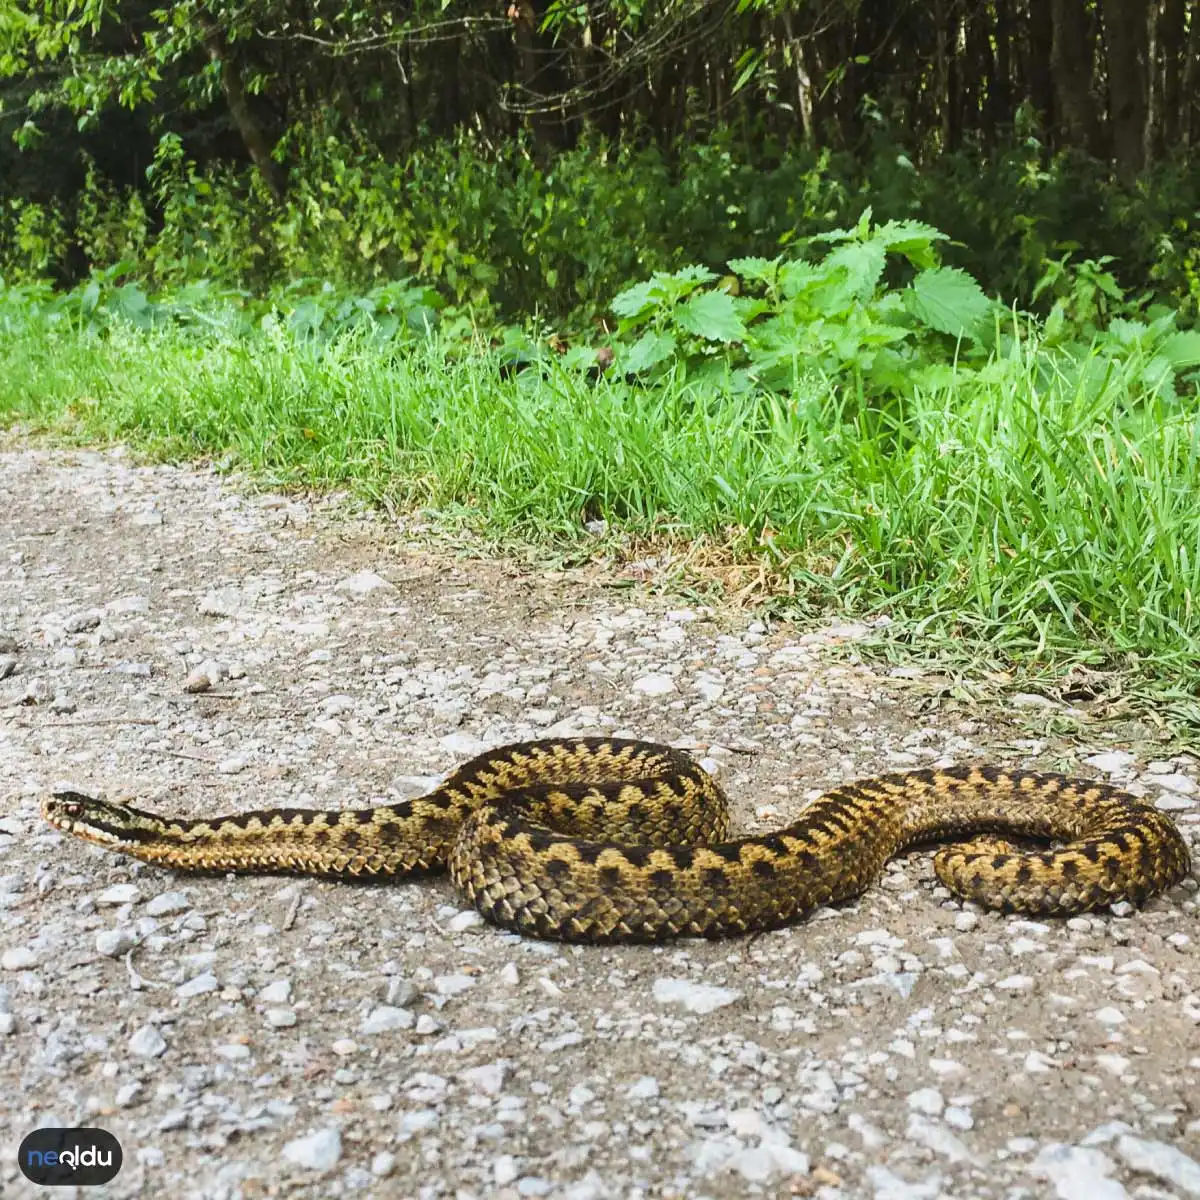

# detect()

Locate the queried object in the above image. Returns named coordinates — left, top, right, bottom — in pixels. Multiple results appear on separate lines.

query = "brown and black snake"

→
left=41, top=737, right=1192, bottom=942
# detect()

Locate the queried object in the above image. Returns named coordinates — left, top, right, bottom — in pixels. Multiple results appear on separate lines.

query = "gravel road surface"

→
left=2, top=445, right=1198, bottom=1200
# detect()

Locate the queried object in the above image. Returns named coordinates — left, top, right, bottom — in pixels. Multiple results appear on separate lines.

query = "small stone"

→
left=907, top=1088, right=944, bottom=1116
left=96, top=884, right=141, bottom=906
left=1, top=947, right=38, bottom=971
left=652, top=978, right=741, bottom=1014
left=627, top=1075, right=660, bottom=1100
left=259, top=979, right=292, bottom=1004
left=447, top=909, right=484, bottom=933
left=1113, top=1135, right=1200, bottom=1197
left=182, top=667, right=214, bottom=693
left=176, top=972, right=218, bottom=998
left=906, top=1115, right=973, bottom=1163
left=0, top=1013, right=15, bottom=1036
left=282, top=1127, right=342, bottom=1171
left=1085, top=751, right=1135, bottom=773
left=732, top=1143, right=810, bottom=1183
left=499, top=962, right=520, bottom=986
left=1092, top=1006, right=1126, bottom=1026
left=996, top=974, right=1034, bottom=991
left=1143, top=772, right=1197, bottom=795
left=1029, top=1144, right=1128, bottom=1200
left=371, top=1152, right=396, bottom=1177
left=954, top=912, right=978, bottom=932
left=335, top=570, right=394, bottom=596
left=266, top=1008, right=297, bottom=1028
left=216, top=1043, right=251, bottom=1060
left=494, top=1155, right=520, bottom=1186
left=360, top=1006, right=415, bottom=1034
left=64, top=610, right=103, bottom=633
left=944, top=1106, right=974, bottom=1130
left=129, top=1025, right=167, bottom=1058
left=434, top=973, right=476, bottom=997
left=461, top=1062, right=507, bottom=1096
left=631, top=674, right=675, bottom=697
left=331, top=1039, right=358, bottom=1056
left=144, top=890, right=190, bottom=917
left=198, top=590, right=239, bottom=617
left=440, top=733, right=488, bottom=757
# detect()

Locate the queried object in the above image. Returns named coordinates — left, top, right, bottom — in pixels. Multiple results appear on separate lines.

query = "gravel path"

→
left=2, top=444, right=1198, bottom=1200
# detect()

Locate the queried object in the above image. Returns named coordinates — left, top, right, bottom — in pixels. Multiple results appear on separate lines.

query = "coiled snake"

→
left=41, top=737, right=1191, bottom=942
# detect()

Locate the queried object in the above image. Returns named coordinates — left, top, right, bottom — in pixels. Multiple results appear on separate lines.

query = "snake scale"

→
left=41, top=737, right=1191, bottom=942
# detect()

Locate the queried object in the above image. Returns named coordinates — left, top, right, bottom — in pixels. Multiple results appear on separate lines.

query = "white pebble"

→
left=176, top=972, right=218, bottom=999
left=335, top=570, right=394, bottom=596
left=96, top=884, right=141, bottom=906
left=461, top=1062, right=508, bottom=1096
left=1029, top=1144, right=1128, bottom=1200
left=1, top=947, right=38, bottom=971
left=1092, top=1006, right=1127, bottom=1026
left=732, top=1143, right=810, bottom=1183
left=907, top=1088, right=944, bottom=1116
left=652, top=977, right=741, bottom=1014
left=282, top=1127, right=342, bottom=1171
left=1084, top=751, right=1135, bottom=773
left=627, top=1075, right=660, bottom=1100
left=145, top=891, right=190, bottom=917
left=954, top=912, right=979, bottom=932
left=259, top=979, right=292, bottom=1004
left=128, top=1025, right=167, bottom=1058
left=434, top=973, right=476, bottom=997
left=631, top=673, right=676, bottom=697
left=447, top=909, right=484, bottom=933
left=360, top=1006, right=415, bottom=1034
left=266, top=1008, right=297, bottom=1028
left=944, top=1106, right=974, bottom=1130
left=1114, top=1134, right=1200, bottom=1197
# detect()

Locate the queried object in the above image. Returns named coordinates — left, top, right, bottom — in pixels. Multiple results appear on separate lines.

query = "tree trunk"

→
left=989, top=0, right=1013, bottom=140
left=1101, top=0, right=1150, bottom=179
left=196, top=15, right=285, bottom=201
left=1184, top=2, right=1200, bottom=145
left=1051, top=0, right=1101, bottom=154
left=1155, top=0, right=1185, bottom=152
left=1026, top=0, right=1055, bottom=138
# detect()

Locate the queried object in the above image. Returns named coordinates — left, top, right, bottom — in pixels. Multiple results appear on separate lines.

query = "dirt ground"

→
left=1, top=443, right=1198, bottom=1200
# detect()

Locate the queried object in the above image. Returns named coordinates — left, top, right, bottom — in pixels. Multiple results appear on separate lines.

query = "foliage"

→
left=2, top=131, right=1200, bottom=329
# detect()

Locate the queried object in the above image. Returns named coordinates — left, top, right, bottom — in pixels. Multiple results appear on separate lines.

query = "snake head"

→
left=41, top=790, right=149, bottom=848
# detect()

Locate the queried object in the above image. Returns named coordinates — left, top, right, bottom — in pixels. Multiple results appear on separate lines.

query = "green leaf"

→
left=611, top=280, right=657, bottom=320
left=674, top=291, right=746, bottom=342
left=621, top=331, right=677, bottom=373
left=905, top=267, right=992, bottom=340
left=728, top=256, right=779, bottom=285
left=1158, top=330, right=1200, bottom=369
left=824, top=240, right=887, bottom=300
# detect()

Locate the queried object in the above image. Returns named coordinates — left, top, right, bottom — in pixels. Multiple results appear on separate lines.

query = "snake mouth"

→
left=41, top=791, right=150, bottom=848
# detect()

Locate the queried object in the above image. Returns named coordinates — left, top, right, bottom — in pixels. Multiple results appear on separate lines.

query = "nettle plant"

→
left=604, top=211, right=1200, bottom=403
left=607, top=211, right=999, bottom=399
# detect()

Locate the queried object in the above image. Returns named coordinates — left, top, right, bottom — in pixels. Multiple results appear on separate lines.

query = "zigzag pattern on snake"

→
left=41, top=737, right=1191, bottom=943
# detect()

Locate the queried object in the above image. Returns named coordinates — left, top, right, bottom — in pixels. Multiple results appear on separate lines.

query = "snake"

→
left=41, top=737, right=1191, bottom=943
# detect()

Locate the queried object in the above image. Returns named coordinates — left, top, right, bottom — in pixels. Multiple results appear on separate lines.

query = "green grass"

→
left=2, top=320, right=1199, bottom=700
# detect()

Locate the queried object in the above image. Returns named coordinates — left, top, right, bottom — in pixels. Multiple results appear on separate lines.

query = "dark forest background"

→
left=2, top=0, right=1199, bottom=322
